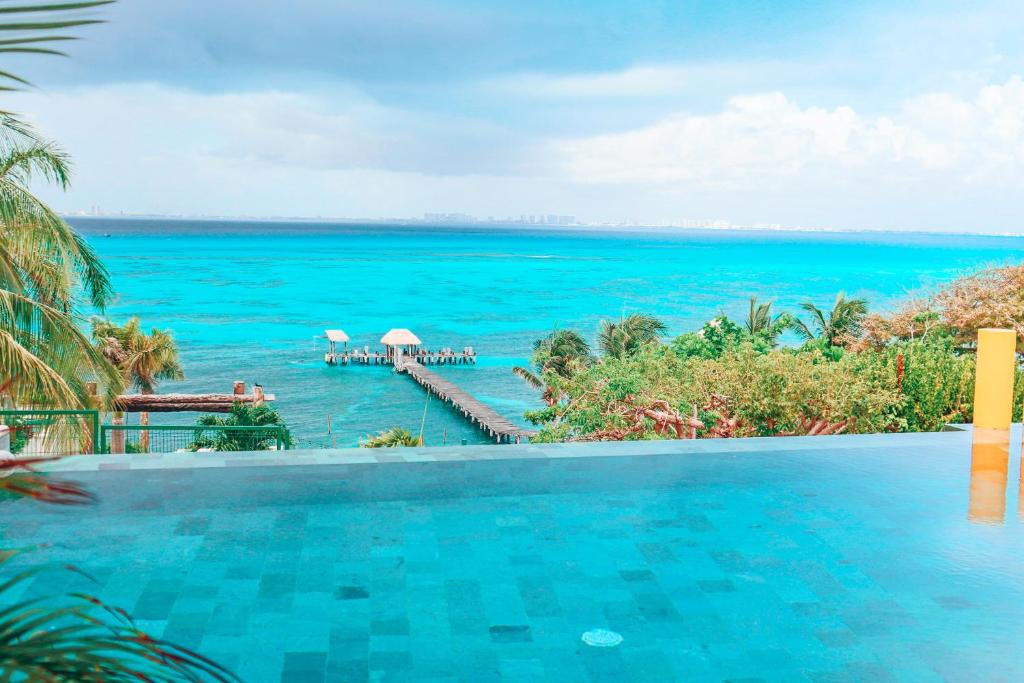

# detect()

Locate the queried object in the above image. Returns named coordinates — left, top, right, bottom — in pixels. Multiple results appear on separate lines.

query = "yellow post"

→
left=973, top=328, right=1017, bottom=430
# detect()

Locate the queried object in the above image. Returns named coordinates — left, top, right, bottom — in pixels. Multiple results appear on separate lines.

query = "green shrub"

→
left=190, top=402, right=293, bottom=451
left=672, top=316, right=773, bottom=360
left=360, top=427, right=421, bottom=448
left=529, top=338, right=982, bottom=441
left=845, top=337, right=975, bottom=431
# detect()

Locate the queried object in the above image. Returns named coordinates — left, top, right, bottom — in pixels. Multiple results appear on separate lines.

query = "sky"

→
left=9, top=0, right=1024, bottom=231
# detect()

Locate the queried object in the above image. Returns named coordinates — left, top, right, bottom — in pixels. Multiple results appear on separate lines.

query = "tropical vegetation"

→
left=0, top=116, right=121, bottom=411
left=190, top=402, right=293, bottom=451
left=92, top=317, right=184, bottom=394
left=93, top=316, right=183, bottom=449
left=516, top=265, right=1024, bottom=442
left=361, top=426, right=422, bottom=448
left=792, top=292, right=869, bottom=348
left=0, top=4, right=233, bottom=680
left=744, top=296, right=793, bottom=343
left=597, top=313, right=667, bottom=359
left=0, top=1, right=126, bottom=413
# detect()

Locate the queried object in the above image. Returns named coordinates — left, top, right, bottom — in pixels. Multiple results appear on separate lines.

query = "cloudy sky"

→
left=10, top=0, right=1024, bottom=231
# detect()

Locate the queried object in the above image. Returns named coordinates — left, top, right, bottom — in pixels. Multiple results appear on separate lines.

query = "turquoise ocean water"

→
left=72, top=218, right=1024, bottom=447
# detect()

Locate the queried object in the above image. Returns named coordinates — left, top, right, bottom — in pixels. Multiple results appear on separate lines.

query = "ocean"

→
left=70, top=218, right=1024, bottom=447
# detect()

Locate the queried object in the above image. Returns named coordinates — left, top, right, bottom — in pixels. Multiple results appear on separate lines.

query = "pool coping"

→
left=29, top=427, right=976, bottom=473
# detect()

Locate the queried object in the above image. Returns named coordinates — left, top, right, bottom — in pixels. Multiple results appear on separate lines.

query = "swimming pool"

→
left=4, top=431, right=1023, bottom=681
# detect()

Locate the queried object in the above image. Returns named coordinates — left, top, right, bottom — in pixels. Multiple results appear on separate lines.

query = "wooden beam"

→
left=114, top=393, right=276, bottom=413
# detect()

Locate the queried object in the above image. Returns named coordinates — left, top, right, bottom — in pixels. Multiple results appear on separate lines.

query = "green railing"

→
left=0, top=410, right=99, bottom=455
left=98, top=424, right=289, bottom=454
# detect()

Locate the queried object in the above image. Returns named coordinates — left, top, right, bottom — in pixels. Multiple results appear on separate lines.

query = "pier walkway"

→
left=400, top=360, right=537, bottom=444
left=326, top=350, right=476, bottom=366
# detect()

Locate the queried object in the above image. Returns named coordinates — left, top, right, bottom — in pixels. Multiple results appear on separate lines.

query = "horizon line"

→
left=62, top=213, right=1024, bottom=240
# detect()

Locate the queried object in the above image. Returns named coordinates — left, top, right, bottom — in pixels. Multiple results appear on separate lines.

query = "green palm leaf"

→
left=511, top=365, right=543, bottom=389
left=361, top=427, right=422, bottom=448
left=598, top=313, right=666, bottom=359
left=0, top=287, right=121, bottom=409
left=795, top=293, right=869, bottom=346
left=0, top=1, right=114, bottom=88
left=91, top=317, right=184, bottom=393
left=0, top=573, right=240, bottom=681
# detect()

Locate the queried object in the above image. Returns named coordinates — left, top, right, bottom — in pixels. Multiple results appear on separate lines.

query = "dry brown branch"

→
left=582, top=395, right=701, bottom=441
left=779, top=417, right=851, bottom=436
left=702, top=394, right=744, bottom=438
left=935, top=264, right=1024, bottom=343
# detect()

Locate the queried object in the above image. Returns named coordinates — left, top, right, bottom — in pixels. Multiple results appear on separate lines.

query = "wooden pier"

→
left=400, top=360, right=537, bottom=444
left=325, top=349, right=477, bottom=366
left=321, top=327, right=531, bottom=443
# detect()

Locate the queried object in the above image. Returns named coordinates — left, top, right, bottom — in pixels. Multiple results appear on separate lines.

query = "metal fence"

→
left=98, top=424, right=289, bottom=454
left=0, top=410, right=99, bottom=456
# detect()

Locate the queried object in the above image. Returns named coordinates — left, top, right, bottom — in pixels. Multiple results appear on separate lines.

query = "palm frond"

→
left=745, top=297, right=758, bottom=335
left=0, top=456, right=238, bottom=681
left=745, top=296, right=776, bottom=336
left=598, top=313, right=665, bottom=358
left=0, top=566, right=239, bottom=681
left=532, top=328, right=592, bottom=377
left=0, top=129, right=114, bottom=308
left=90, top=317, right=184, bottom=393
left=794, top=294, right=869, bottom=346
left=360, top=427, right=421, bottom=448
left=790, top=315, right=816, bottom=342
left=0, top=288, right=121, bottom=409
left=796, top=302, right=826, bottom=340
left=597, top=318, right=624, bottom=358
left=511, top=365, right=543, bottom=389
left=0, top=1, right=113, bottom=88
left=622, top=313, right=666, bottom=339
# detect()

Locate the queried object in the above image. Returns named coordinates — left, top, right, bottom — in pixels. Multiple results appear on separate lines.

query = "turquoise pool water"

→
left=5, top=431, right=1023, bottom=681
left=70, top=218, right=1024, bottom=447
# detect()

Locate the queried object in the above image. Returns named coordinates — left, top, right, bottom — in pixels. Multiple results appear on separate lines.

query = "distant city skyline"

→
left=13, top=0, right=1024, bottom=233
left=73, top=209, right=1024, bottom=238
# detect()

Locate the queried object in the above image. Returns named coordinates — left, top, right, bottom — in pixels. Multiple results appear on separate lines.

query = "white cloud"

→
left=17, top=83, right=535, bottom=178
left=9, top=77, right=1024, bottom=231
left=557, top=77, right=1024, bottom=189
left=11, top=83, right=569, bottom=219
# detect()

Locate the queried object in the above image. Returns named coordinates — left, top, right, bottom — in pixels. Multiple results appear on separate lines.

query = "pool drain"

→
left=581, top=629, right=623, bottom=647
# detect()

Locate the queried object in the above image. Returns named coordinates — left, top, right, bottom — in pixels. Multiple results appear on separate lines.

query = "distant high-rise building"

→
left=423, top=212, right=477, bottom=224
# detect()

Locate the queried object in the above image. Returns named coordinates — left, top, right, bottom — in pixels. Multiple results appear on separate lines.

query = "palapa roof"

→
left=380, top=328, right=422, bottom=346
left=325, top=329, right=350, bottom=343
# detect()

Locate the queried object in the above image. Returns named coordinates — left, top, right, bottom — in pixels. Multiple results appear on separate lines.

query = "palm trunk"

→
left=139, top=388, right=152, bottom=452
left=111, top=412, right=125, bottom=454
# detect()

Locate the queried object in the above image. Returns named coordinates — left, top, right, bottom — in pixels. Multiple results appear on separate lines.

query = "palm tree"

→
left=0, top=2, right=121, bottom=412
left=0, top=5, right=237, bottom=682
left=512, top=328, right=592, bottom=405
left=744, top=296, right=792, bottom=345
left=92, top=317, right=183, bottom=450
left=793, top=292, right=869, bottom=347
left=0, top=117, right=121, bottom=411
left=532, top=328, right=593, bottom=375
left=597, top=313, right=667, bottom=359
